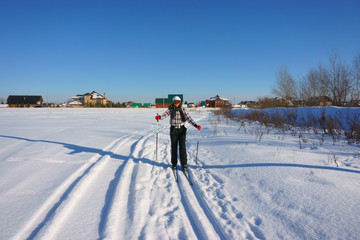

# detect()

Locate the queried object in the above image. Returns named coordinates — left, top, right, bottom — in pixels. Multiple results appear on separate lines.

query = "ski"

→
left=171, top=166, right=193, bottom=185
left=182, top=168, right=193, bottom=185
left=172, top=167, right=178, bottom=182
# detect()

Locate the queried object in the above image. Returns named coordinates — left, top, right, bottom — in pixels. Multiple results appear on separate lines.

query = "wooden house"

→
left=7, top=95, right=43, bottom=107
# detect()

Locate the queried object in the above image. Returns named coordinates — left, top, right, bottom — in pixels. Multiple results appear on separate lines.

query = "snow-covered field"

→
left=0, top=108, right=359, bottom=240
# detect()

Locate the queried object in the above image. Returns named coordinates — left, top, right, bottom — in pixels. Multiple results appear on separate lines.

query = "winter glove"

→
left=155, top=115, right=160, bottom=121
left=195, top=124, right=201, bottom=130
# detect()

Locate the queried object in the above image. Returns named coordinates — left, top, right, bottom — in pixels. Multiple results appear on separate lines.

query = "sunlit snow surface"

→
left=0, top=108, right=359, bottom=240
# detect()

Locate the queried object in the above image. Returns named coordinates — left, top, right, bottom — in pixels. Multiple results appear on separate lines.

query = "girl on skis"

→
left=155, top=96, right=201, bottom=170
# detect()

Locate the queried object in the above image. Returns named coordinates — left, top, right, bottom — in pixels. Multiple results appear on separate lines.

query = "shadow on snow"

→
left=0, top=134, right=167, bottom=240
left=1, top=134, right=359, bottom=240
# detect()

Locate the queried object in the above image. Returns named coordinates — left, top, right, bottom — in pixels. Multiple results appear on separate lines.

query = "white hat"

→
left=172, top=96, right=181, bottom=102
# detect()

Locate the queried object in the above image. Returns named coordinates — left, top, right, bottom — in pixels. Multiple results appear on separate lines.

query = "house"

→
left=7, top=95, right=43, bottom=107
left=155, top=94, right=184, bottom=108
left=188, top=103, right=195, bottom=108
left=71, top=91, right=107, bottom=106
left=68, top=100, right=83, bottom=108
left=307, top=96, right=333, bottom=106
left=128, top=102, right=150, bottom=108
left=208, top=95, right=230, bottom=107
left=274, top=97, right=294, bottom=107
left=125, top=101, right=135, bottom=108
left=240, top=101, right=256, bottom=108
left=131, top=103, right=142, bottom=108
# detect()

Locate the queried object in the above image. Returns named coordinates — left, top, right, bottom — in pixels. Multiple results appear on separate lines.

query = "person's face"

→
left=173, top=100, right=181, bottom=106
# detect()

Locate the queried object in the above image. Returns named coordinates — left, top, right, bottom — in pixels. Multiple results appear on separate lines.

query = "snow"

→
left=0, top=107, right=359, bottom=240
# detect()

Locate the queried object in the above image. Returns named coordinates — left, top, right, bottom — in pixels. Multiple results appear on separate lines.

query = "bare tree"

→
left=272, top=65, right=297, bottom=103
left=317, top=63, right=330, bottom=98
left=304, top=68, right=320, bottom=100
left=298, top=64, right=330, bottom=105
left=351, top=52, right=360, bottom=102
left=298, top=77, right=308, bottom=103
left=327, top=49, right=351, bottom=105
left=275, top=49, right=359, bottom=106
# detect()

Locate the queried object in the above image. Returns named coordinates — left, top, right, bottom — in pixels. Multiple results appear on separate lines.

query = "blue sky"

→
left=1, top=0, right=359, bottom=104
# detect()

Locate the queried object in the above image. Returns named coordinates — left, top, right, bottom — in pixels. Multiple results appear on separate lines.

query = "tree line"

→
left=272, top=49, right=360, bottom=107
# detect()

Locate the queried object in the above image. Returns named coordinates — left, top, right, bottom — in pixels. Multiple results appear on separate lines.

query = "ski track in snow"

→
left=9, top=116, right=244, bottom=240
left=12, top=128, right=153, bottom=240
left=101, top=118, right=238, bottom=240
left=1, top=112, right=260, bottom=240
left=150, top=116, right=264, bottom=240
left=3, top=109, right=358, bottom=239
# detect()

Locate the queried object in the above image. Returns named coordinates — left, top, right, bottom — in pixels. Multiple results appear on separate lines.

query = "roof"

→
left=209, top=95, right=228, bottom=101
left=72, top=95, right=84, bottom=99
left=68, top=100, right=83, bottom=105
left=74, top=91, right=105, bottom=99
left=131, top=103, right=142, bottom=108
left=90, top=91, right=104, bottom=99
left=7, top=95, right=43, bottom=105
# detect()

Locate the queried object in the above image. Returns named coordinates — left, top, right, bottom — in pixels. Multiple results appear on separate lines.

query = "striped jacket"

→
left=159, top=107, right=197, bottom=129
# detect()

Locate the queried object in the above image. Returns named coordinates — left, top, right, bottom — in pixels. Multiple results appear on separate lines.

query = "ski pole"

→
left=156, top=113, right=159, bottom=161
left=195, top=128, right=200, bottom=165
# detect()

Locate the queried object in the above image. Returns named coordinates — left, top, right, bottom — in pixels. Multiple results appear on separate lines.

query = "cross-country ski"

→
left=182, top=167, right=193, bottom=185
left=172, top=166, right=178, bottom=182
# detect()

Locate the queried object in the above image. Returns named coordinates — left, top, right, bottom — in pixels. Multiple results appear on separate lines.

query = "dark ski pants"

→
left=170, top=126, right=187, bottom=167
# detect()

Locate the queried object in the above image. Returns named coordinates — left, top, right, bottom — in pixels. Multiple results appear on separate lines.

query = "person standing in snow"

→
left=155, top=96, right=201, bottom=170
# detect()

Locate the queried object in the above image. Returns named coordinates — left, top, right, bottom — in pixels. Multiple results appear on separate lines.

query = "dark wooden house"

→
left=7, top=95, right=43, bottom=107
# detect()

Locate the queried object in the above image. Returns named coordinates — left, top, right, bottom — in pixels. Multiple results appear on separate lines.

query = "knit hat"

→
left=172, top=96, right=181, bottom=102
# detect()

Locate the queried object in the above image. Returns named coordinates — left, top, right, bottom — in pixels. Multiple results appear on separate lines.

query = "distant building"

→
left=155, top=94, right=184, bottom=108
left=240, top=101, right=255, bottom=108
left=307, top=96, right=333, bottom=106
left=188, top=103, right=195, bottom=108
left=68, top=100, right=83, bottom=108
left=71, top=91, right=107, bottom=106
left=7, top=95, right=43, bottom=107
left=131, top=103, right=142, bottom=108
left=208, top=95, right=230, bottom=107
left=125, top=101, right=135, bottom=108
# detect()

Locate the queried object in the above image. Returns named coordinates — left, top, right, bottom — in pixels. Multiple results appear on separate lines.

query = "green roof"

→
left=131, top=103, right=142, bottom=108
